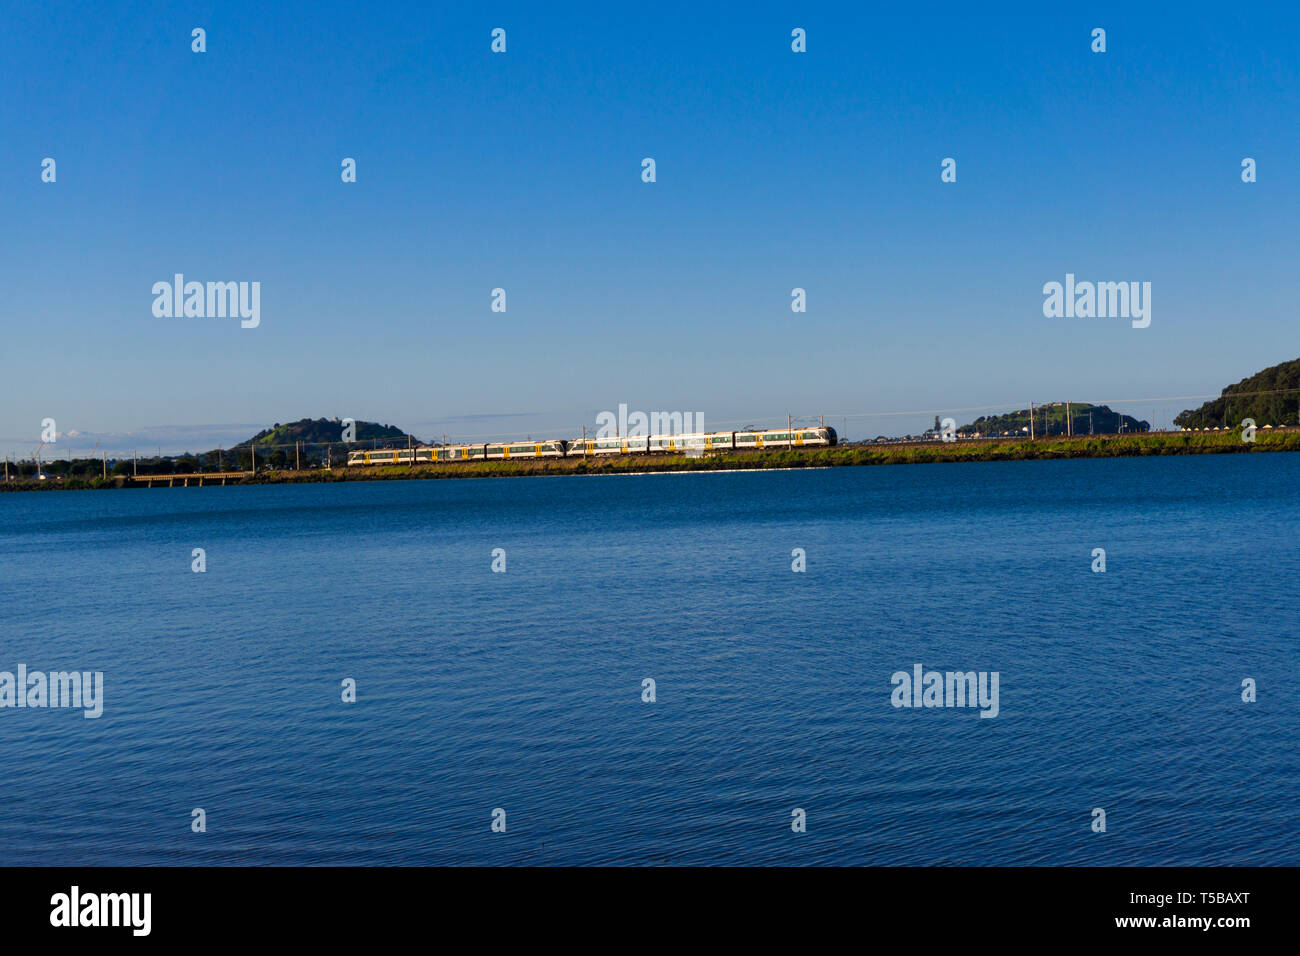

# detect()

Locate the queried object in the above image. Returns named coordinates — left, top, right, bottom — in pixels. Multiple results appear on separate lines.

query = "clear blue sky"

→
left=3, top=2, right=1298, bottom=455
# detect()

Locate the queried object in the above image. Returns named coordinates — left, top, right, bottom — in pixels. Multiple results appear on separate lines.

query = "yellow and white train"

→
left=345, top=426, right=836, bottom=467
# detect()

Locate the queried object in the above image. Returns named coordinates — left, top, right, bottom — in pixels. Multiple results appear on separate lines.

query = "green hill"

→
left=1174, top=358, right=1300, bottom=429
left=960, top=403, right=1147, bottom=437
left=234, top=417, right=415, bottom=448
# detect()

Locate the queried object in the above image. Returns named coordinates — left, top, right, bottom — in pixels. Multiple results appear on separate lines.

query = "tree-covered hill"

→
left=234, top=417, right=414, bottom=448
left=959, top=403, right=1148, bottom=437
left=1173, top=358, right=1300, bottom=429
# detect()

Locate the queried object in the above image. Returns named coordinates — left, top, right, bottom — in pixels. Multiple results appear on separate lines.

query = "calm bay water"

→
left=1, top=454, right=1297, bottom=865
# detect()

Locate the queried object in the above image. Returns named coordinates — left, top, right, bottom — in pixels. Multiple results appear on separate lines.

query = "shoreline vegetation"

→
left=6, top=429, right=1300, bottom=491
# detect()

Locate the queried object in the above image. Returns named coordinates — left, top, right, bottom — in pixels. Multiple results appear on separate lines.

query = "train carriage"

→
left=734, top=426, right=836, bottom=450
left=484, top=440, right=565, bottom=460
left=436, top=444, right=487, bottom=461
left=347, top=444, right=486, bottom=466
left=574, top=436, right=651, bottom=455
left=645, top=432, right=737, bottom=452
left=347, top=448, right=418, bottom=466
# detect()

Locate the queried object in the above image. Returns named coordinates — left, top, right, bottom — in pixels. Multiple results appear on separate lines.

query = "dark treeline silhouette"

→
left=1174, top=357, right=1300, bottom=429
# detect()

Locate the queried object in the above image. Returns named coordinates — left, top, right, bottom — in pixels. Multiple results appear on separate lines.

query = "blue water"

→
left=1, top=454, right=1296, bottom=865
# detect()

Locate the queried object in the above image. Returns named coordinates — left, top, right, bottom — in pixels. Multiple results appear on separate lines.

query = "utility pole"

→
left=133, top=450, right=137, bottom=477
left=1066, top=402, right=1072, bottom=437
left=1029, top=403, right=1035, bottom=440
left=102, top=451, right=107, bottom=480
left=295, top=441, right=300, bottom=471
left=251, top=445, right=256, bottom=475
left=581, top=424, right=587, bottom=456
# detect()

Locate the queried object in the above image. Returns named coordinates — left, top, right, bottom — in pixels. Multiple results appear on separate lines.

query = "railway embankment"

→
left=7, top=428, right=1299, bottom=491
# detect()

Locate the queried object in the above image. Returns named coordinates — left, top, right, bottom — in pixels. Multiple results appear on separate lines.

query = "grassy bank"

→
left=5, top=429, right=1299, bottom=492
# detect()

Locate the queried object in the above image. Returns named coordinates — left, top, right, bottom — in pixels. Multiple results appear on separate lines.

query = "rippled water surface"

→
left=1, top=454, right=1296, bottom=864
